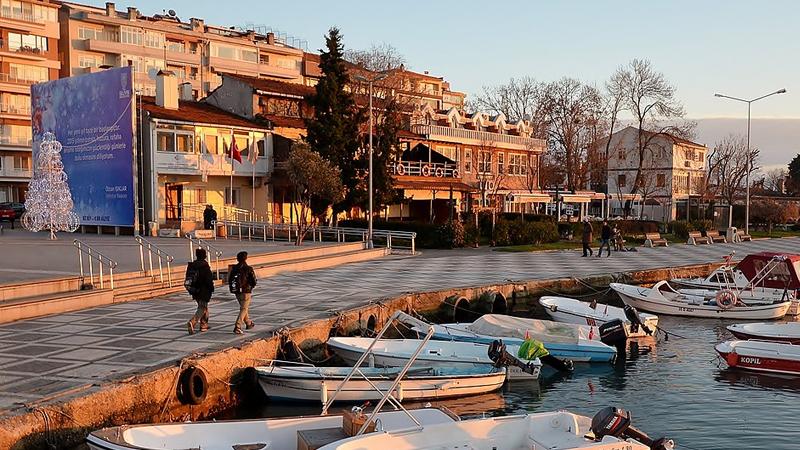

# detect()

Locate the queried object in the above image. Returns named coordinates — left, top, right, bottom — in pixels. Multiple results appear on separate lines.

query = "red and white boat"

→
left=727, top=322, right=800, bottom=344
left=716, top=340, right=800, bottom=375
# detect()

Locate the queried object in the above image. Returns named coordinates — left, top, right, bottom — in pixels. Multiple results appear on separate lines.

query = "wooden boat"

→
left=86, top=408, right=456, bottom=450
left=727, top=322, right=800, bottom=344
left=417, top=316, right=617, bottom=363
left=716, top=340, right=800, bottom=375
left=318, top=407, right=674, bottom=450
left=610, top=281, right=791, bottom=320
left=538, top=296, right=659, bottom=337
left=256, top=364, right=506, bottom=404
left=326, top=337, right=542, bottom=380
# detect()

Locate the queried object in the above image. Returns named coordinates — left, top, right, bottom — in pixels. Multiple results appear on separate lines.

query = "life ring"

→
left=177, top=366, right=208, bottom=405
left=421, top=165, right=432, bottom=177
left=726, top=351, right=739, bottom=367
left=452, top=169, right=460, bottom=178
left=435, top=167, right=445, bottom=178
left=395, top=163, right=406, bottom=176
left=716, top=290, right=737, bottom=310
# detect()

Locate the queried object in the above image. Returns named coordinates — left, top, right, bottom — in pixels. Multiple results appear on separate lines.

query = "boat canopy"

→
left=465, top=314, right=590, bottom=345
left=737, top=252, right=800, bottom=290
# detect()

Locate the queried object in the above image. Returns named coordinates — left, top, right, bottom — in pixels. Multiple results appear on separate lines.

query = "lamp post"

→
left=353, top=72, right=388, bottom=249
left=714, top=88, right=786, bottom=235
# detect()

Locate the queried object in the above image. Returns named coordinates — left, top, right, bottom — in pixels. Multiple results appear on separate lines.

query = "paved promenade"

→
left=1, top=237, right=799, bottom=412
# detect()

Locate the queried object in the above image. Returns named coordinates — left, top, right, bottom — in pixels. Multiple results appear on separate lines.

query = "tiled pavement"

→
left=1, top=238, right=800, bottom=412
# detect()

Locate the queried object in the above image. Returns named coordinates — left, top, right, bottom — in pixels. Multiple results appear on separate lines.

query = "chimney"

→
left=190, top=18, right=204, bottom=32
left=127, top=7, right=138, bottom=20
left=105, top=2, right=115, bottom=16
left=179, top=82, right=193, bottom=101
left=156, top=71, right=178, bottom=110
left=266, top=32, right=275, bottom=45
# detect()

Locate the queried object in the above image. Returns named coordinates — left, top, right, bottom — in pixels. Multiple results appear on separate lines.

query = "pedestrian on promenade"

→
left=597, top=221, right=612, bottom=258
left=229, top=251, right=257, bottom=334
left=185, top=248, right=215, bottom=335
left=581, top=220, right=594, bottom=257
left=203, top=204, right=217, bottom=230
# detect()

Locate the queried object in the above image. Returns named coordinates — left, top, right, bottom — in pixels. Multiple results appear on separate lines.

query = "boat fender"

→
left=177, top=365, right=208, bottom=405
left=726, top=352, right=739, bottom=367
left=716, top=290, right=737, bottom=310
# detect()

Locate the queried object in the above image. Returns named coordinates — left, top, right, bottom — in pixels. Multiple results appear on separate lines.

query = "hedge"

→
left=492, top=218, right=559, bottom=246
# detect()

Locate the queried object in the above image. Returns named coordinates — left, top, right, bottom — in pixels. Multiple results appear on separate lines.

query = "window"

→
left=478, top=151, right=492, bottom=174
left=204, top=135, right=219, bottom=154
left=122, top=55, right=144, bottom=74
left=241, top=50, right=258, bottom=63
left=13, top=155, right=29, bottom=170
left=78, top=27, right=99, bottom=40
left=176, top=134, right=193, bottom=153
left=224, top=187, right=240, bottom=206
left=157, top=131, right=175, bottom=152
left=464, top=149, right=472, bottom=173
left=166, top=41, right=185, bottom=53
left=276, top=58, right=298, bottom=69
left=145, top=58, right=165, bottom=76
left=0, top=124, right=31, bottom=145
left=233, top=135, right=249, bottom=156
left=9, top=63, right=48, bottom=82
left=656, top=173, right=666, bottom=187
left=618, top=174, right=627, bottom=188
left=497, top=152, right=505, bottom=174
left=508, top=154, right=526, bottom=176
left=256, top=138, right=267, bottom=157
left=143, top=31, right=165, bottom=49
left=120, top=26, right=142, bottom=46
left=435, top=146, right=458, bottom=164
left=1, top=93, right=29, bottom=113
left=79, top=54, right=103, bottom=68
left=8, top=32, right=47, bottom=53
left=211, top=43, right=257, bottom=62
left=618, top=150, right=625, bottom=160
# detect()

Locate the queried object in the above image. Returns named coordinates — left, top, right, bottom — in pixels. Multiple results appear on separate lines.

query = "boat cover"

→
left=465, top=314, right=590, bottom=345
left=737, top=252, right=800, bottom=290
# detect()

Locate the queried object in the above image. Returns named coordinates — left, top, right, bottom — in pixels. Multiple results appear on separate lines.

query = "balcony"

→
left=0, top=8, right=45, bottom=25
left=394, top=160, right=460, bottom=179
left=411, top=124, right=546, bottom=151
left=0, top=103, right=30, bottom=117
left=166, top=48, right=201, bottom=66
left=0, top=135, right=32, bottom=147
left=0, top=167, right=31, bottom=180
left=258, top=61, right=300, bottom=79
left=155, top=151, right=269, bottom=176
left=0, top=72, right=39, bottom=86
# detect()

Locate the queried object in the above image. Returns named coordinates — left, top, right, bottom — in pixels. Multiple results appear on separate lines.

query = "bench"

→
left=687, top=231, right=711, bottom=245
left=644, top=232, right=669, bottom=248
left=735, top=229, right=752, bottom=242
left=705, top=230, right=727, bottom=244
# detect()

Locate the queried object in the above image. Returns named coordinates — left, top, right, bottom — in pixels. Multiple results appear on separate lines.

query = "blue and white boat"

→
left=416, top=314, right=617, bottom=363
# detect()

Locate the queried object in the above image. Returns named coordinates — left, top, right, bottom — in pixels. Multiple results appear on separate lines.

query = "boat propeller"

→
left=487, top=340, right=573, bottom=373
left=624, top=304, right=653, bottom=335
left=590, top=406, right=674, bottom=450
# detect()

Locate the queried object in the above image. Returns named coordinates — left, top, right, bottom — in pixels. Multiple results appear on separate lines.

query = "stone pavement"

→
left=1, top=237, right=799, bottom=412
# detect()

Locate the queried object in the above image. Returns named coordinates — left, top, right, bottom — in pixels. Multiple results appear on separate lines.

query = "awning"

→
left=395, top=177, right=475, bottom=192
left=559, top=194, right=593, bottom=203
left=499, top=191, right=552, bottom=203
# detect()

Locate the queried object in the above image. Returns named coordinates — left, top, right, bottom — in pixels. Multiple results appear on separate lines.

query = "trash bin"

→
left=148, top=221, right=158, bottom=237
left=726, top=227, right=737, bottom=243
left=216, top=223, right=227, bottom=238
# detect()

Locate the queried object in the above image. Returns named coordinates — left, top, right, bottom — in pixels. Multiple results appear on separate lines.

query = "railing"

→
left=185, top=235, right=223, bottom=279
left=411, top=124, right=546, bottom=149
left=393, top=160, right=460, bottom=178
left=0, top=72, right=39, bottom=85
left=0, top=8, right=46, bottom=24
left=74, top=239, right=118, bottom=290
left=0, top=103, right=30, bottom=115
left=136, top=236, right=174, bottom=287
left=0, top=135, right=31, bottom=146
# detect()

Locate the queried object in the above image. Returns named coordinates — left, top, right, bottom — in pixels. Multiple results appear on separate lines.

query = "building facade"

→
left=605, top=126, right=708, bottom=222
left=0, top=0, right=60, bottom=203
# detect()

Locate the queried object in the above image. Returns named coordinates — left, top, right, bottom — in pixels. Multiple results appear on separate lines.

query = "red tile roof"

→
left=223, top=73, right=315, bottom=97
left=258, top=114, right=306, bottom=129
left=140, top=97, right=270, bottom=130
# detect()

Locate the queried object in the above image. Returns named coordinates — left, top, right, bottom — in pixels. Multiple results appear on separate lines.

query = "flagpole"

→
left=252, top=141, right=256, bottom=216
left=229, top=135, right=233, bottom=211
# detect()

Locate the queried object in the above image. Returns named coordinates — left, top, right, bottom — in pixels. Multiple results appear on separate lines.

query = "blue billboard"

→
left=31, top=66, right=136, bottom=227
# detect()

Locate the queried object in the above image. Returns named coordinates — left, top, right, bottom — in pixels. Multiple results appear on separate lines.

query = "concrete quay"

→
left=1, top=237, right=800, bottom=449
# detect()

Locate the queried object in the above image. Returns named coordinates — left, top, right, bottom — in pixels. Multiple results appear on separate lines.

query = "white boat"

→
left=727, top=322, right=800, bottom=344
left=319, top=408, right=673, bottom=450
left=327, top=337, right=542, bottom=380
left=86, top=408, right=456, bottom=450
left=256, top=364, right=506, bottom=403
left=716, top=340, right=800, bottom=375
left=538, top=296, right=659, bottom=337
left=610, top=281, right=791, bottom=320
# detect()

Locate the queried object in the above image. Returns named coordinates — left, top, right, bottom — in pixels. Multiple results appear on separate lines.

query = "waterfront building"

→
left=0, top=0, right=60, bottom=203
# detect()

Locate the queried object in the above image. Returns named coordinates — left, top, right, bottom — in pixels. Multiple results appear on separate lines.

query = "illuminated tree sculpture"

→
left=22, top=132, right=80, bottom=239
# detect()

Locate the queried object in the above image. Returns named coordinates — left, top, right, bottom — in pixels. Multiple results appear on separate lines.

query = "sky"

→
left=82, top=0, right=800, bottom=166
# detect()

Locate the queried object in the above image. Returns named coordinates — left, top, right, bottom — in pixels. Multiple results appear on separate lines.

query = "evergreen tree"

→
left=788, top=154, right=800, bottom=194
left=369, top=97, right=402, bottom=213
left=305, top=27, right=365, bottom=215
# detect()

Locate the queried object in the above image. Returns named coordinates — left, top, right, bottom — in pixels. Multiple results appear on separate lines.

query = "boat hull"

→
left=538, top=296, right=658, bottom=338
left=727, top=323, right=800, bottom=344
left=716, top=340, right=800, bottom=375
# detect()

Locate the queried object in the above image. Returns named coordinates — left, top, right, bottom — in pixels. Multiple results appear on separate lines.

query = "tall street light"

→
left=353, top=72, right=388, bottom=249
left=714, top=88, right=786, bottom=236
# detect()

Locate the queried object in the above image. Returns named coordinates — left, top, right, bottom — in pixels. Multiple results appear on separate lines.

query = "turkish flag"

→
left=230, top=137, right=242, bottom=163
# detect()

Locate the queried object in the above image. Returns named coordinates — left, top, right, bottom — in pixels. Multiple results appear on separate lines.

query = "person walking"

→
left=598, top=221, right=612, bottom=258
left=581, top=220, right=594, bottom=257
left=203, top=204, right=217, bottom=230
left=229, top=251, right=257, bottom=334
left=185, top=248, right=215, bottom=334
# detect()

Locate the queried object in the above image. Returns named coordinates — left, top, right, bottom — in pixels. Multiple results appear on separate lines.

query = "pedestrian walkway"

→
left=0, top=238, right=798, bottom=411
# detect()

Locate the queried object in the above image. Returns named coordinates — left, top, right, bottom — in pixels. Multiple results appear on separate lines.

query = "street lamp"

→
left=353, top=72, right=389, bottom=249
left=714, top=88, right=786, bottom=236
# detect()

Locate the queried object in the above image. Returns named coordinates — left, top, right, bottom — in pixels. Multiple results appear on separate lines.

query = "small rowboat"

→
left=538, top=296, right=659, bottom=337
left=727, top=322, right=800, bottom=344
left=610, top=281, right=791, bottom=320
left=716, top=340, right=800, bottom=375
left=256, top=364, right=506, bottom=404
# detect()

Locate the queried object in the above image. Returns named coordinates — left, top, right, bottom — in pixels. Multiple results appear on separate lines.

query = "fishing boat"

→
left=538, top=296, right=659, bottom=337
left=327, top=337, right=542, bottom=380
left=727, top=322, right=800, bottom=344
left=86, top=408, right=456, bottom=450
left=256, top=363, right=506, bottom=404
left=413, top=314, right=618, bottom=363
left=610, top=281, right=791, bottom=320
left=319, top=406, right=674, bottom=450
left=716, top=340, right=800, bottom=375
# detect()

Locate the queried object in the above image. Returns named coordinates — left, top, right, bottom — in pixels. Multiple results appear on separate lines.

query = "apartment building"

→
left=0, top=0, right=59, bottom=203
left=604, top=126, right=708, bottom=221
left=58, top=2, right=304, bottom=99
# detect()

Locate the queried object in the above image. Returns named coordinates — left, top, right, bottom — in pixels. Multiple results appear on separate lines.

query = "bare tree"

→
left=345, top=42, right=407, bottom=72
left=471, top=77, right=549, bottom=139
left=760, top=167, right=789, bottom=193
left=709, top=135, right=760, bottom=228
left=691, top=144, right=720, bottom=220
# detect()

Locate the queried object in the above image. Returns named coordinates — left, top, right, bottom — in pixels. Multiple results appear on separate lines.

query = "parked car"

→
left=0, top=202, right=24, bottom=219
left=0, top=205, right=16, bottom=227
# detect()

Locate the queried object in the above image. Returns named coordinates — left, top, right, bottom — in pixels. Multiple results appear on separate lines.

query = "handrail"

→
left=185, top=234, right=223, bottom=279
left=73, top=239, right=118, bottom=290
left=135, top=236, right=175, bottom=287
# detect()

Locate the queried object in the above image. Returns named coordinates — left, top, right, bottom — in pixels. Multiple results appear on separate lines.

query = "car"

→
left=0, top=206, right=16, bottom=227
left=0, top=202, right=24, bottom=219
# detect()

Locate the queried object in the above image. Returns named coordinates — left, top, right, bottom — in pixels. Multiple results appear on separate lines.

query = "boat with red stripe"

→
left=715, top=340, right=800, bottom=375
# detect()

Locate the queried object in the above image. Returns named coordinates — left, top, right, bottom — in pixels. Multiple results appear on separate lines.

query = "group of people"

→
left=184, top=247, right=257, bottom=335
left=581, top=220, right=625, bottom=257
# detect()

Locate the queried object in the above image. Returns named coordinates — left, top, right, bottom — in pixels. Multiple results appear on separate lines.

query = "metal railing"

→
left=393, top=160, right=460, bottom=178
left=186, top=235, right=223, bottom=279
left=0, top=72, right=40, bottom=85
left=136, top=236, right=174, bottom=287
left=74, top=239, right=118, bottom=290
left=411, top=123, right=546, bottom=149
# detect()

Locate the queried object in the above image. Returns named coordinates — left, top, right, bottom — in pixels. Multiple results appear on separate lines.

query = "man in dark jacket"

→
left=186, top=248, right=215, bottom=334
left=581, top=220, right=594, bottom=257
left=598, top=221, right=612, bottom=258
left=203, top=204, right=217, bottom=230
left=230, top=251, right=257, bottom=334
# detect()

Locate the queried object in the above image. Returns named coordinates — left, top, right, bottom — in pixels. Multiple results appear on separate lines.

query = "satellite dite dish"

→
left=168, top=9, right=176, bottom=16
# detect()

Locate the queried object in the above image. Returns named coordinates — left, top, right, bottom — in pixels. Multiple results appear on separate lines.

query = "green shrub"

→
left=531, top=221, right=559, bottom=244
left=492, top=219, right=512, bottom=246
left=437, top=220, right=465, bottom=249
left=463, top=222, right=480, bottom=247
left=690, top=219, right=713, bottom=233
left=669, top=220, right=691, bottom=238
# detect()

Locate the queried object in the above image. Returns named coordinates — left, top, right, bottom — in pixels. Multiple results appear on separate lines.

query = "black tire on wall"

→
left=177, top=366, right=208, bottom=405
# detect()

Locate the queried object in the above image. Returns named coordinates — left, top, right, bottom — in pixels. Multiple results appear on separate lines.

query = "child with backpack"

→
left=229, top=251, right=257, bottom=334
left=184, top=248, right=215, bottom=335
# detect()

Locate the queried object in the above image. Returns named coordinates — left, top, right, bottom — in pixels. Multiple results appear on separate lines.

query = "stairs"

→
left=0, top=242, right=390, bottom=324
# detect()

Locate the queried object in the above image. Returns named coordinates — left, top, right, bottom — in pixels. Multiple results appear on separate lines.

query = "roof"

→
left=140, top=97, right=270, bottom=130
left=618, top=126, right=706, bottom=148
left=223, top=73, right=315, bottom=98
left=258, top=113, right=306, bottom=129
left=395, top=178, right=476, bottom=192
left=401, top=143, right=455, bottom=164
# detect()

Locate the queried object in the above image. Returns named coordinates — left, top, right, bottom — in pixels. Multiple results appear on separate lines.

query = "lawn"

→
left=750, top=229, right=800, bottom=239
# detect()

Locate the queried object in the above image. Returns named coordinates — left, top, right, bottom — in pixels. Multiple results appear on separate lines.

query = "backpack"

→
left=229, top=264, right=252, bottom=294
left=184, top=262, right=200, bottom=296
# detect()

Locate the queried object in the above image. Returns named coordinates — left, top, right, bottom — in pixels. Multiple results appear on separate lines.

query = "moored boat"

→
left=727, top=322, right=800, bottom=344
left=538, top=296, right=659, bottom=337
left=610, top=281, right=791, bottom=320
left=256, top=364, right=506, bottom=403
left=716, top=340, right=800, bottom=375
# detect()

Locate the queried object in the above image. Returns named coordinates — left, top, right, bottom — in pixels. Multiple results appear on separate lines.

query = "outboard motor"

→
left=488, top=340, right=573, bottom=373
left=624, top=304, right=653, bottom=335
left=599, top=319, right=628, bottom=354
left=590, top=406, right=674, bottom=450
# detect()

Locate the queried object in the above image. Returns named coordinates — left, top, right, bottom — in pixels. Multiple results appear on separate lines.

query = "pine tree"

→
left=788, top=154, right=800, bottom=194
left=370, top=97, right=402, bottom=213
left=305, top=27, right=365, bottom=215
